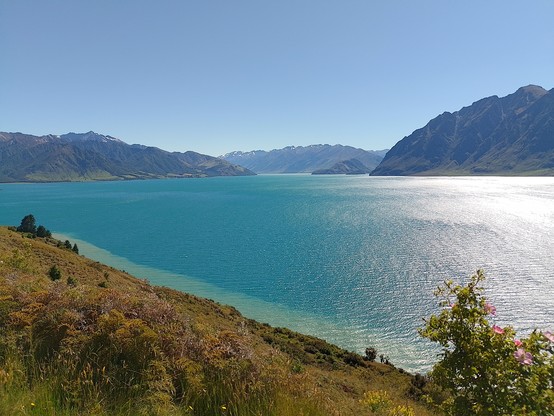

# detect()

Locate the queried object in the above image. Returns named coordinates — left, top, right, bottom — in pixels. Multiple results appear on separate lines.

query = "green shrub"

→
left=36, top=225, right=52, bottom=238
left=420, top=270, right=554, bottom=415
left=48, top=265, right=62, bottom=281
left=365, top=346, right=377, bottom=361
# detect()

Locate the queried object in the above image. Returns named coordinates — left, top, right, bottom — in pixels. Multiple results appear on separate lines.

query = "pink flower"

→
left=492, top=325, right=505, bottom=335
left=514, top=348, right=533, bottom=365
left=544, top=331, right=554, bottom=343
left=514, top=339, right=523, bottom=347
left=484, top=303, right=496, bottom=316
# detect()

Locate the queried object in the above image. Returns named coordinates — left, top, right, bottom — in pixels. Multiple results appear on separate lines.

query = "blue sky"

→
left=1, top=1, right=553, bottom=156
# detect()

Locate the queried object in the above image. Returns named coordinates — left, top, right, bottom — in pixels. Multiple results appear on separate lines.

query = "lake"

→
left=1, top=175, right=553, bottom=373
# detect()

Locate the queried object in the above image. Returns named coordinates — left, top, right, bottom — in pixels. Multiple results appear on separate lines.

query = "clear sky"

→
left=1, top=1, right=553, bottom=156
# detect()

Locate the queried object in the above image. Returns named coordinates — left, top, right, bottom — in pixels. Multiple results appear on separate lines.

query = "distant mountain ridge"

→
left=312, top=158, right=372, bottom=175
left=221, top=144, right=386, bottom=174
left=0, top=131, right=255, bottom=182
left=371, top=85, right=554, bottom=176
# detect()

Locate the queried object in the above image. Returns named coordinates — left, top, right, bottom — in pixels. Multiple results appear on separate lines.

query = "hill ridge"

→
left=371, top=85, right=554, bottom=176
left=0, top=131, right=255, bottom=182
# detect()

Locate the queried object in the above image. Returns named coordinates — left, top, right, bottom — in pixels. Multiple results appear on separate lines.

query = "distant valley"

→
left=0, top=131, right=254, bottom=182
left=371, top=85, right=554, bottom=176
left=221, top=145, right=387, bottom=174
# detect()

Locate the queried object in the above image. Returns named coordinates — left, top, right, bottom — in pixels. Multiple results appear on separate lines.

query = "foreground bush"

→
left=420, top=270, right=554, bottom=415
left=0, top=283, right=278, bottom=415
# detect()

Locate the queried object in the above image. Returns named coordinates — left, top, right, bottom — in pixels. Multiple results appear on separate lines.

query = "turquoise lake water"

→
left=1, top=175, right=553, bottom=373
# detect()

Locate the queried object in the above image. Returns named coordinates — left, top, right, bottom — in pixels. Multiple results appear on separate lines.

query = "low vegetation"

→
left=0, top=220, right=430, bottom=416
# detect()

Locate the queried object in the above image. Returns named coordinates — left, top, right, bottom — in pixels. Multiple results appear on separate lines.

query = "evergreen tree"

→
left=64, top=240, right=72, bottom=249
left=17, top=214, right=37, bottom=234
left=36, top=225, right=52, bottom=238
left=72, top=243, right=79, bottom=254
left=48, top=265, right=61, bottom=281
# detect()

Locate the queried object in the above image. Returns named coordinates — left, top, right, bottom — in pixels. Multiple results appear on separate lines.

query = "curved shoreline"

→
left=54, top=232, right=434, bottom=373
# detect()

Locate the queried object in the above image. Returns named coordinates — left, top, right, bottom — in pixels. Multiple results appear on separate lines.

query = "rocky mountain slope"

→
left=0, top=131, right=254, bottom=182
left=371, top=85, right=554, bottom=176
left=222, top=144, right=386, bottom=174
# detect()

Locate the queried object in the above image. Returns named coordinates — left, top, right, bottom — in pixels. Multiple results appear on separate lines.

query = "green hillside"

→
left=0, top=225, right=433, bottom=416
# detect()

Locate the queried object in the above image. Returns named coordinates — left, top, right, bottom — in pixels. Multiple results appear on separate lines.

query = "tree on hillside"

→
left=72, top=243, right=79, bottom=254
left=48, top=265, right=62, bottom=281
left=365, top=347, right=377, bottom=361
left=36, top=225, right=52, bottom=238
left=17, top=214, right=37, bottom=234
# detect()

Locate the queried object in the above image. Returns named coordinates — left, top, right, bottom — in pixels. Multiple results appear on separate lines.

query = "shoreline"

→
left=53, top=231, right=434, bottom=374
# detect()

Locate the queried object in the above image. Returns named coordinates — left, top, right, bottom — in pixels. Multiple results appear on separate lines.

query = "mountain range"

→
left=371, top=85, right=554, bottom=176
left=5, top=84, right=552, bottom=181
left=0, top=131, right=254, bottom=182
left=221, top=145, right=387, bottom=174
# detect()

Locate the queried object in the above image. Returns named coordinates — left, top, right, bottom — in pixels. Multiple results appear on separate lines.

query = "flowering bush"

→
left=360, top=390, right=392, bottom=413
left=360, top=390, right=415, bottom=415
left=420, top=270, right=554, bottom=415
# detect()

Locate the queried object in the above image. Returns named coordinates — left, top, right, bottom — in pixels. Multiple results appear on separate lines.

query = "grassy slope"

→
left=0, top=227, right=434, bottom=415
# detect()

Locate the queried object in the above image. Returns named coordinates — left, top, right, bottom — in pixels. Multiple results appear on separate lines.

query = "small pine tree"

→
left=64, top=240, right=72, bottom=250
left=72, top=243, right=79, bottom=254
left=17, top=214, right=37, bottom=234
left=48, top=265, right=61, bottom=281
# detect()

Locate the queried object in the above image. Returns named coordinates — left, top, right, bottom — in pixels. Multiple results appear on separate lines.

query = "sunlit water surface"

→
left=2, top=175, right=553, bottom=372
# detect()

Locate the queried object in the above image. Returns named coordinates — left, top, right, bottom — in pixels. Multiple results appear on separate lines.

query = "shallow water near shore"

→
left=2, top=175, right=554, bottom=372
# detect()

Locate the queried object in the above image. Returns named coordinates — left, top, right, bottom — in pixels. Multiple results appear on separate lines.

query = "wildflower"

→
left=514, top=339, right=523, bottom=347
left=221, top=405, right=227, bottom=411
left=31, top=402, right=35, bottom=407
left=484, top=302, right=496, bottom=316
left=514, top=348, right=533, bottom=365
left=543, top=331, right=554, bottom=343
left=492, top=325, right=504, bottom=335
left=360, top=390, right=391, bottom=412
